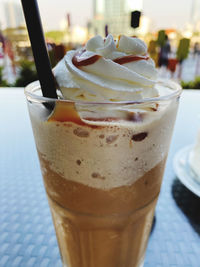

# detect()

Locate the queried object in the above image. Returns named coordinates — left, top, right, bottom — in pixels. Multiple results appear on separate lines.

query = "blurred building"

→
left=2, top=2, right=29, bottom=56
left=190, top=0, right=200, bottom=31
left=3, top=26, right=29, bottom=45
left=4, top=1, right=25, bottom=28
left=89, top=0, right=150, bottom=38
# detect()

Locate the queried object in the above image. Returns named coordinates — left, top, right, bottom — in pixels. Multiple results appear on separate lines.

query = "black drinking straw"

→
left=21, top=0, right=57, bottom=99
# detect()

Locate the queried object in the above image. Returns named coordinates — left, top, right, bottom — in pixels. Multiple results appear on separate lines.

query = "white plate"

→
left=173, top=145, right=200, bottom=197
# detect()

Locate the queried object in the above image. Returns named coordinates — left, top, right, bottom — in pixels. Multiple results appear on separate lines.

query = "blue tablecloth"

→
left=0, top=88, right=200, bottom=267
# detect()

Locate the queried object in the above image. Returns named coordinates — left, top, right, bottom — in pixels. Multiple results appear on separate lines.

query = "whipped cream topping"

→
left=54, top=34, right=158, bottom=102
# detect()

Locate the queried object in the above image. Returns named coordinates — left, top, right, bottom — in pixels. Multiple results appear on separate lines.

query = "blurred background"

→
left=0, top=0, right=200, bottom=89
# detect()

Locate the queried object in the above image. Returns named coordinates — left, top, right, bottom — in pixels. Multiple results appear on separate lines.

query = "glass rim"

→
left=25, top=79, right=182, bottom=106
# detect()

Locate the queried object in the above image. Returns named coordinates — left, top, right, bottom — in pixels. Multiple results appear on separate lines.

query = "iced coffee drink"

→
left=25, top=35, right=181, bottom=267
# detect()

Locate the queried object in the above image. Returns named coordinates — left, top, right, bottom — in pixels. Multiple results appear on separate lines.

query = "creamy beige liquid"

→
left=29, top=98, right=178, bottom=267
left=40, top=154, right=165, bottom=267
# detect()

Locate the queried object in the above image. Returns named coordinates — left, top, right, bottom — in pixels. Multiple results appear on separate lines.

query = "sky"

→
left=0, top=0, right=195, bottom=31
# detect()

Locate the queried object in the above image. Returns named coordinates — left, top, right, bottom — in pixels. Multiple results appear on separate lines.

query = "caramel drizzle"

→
left=72, top=50, right=101, bottom=67
left=113, top=55, right=149, bottom=65
left=72, top=49, right=149, bottom=68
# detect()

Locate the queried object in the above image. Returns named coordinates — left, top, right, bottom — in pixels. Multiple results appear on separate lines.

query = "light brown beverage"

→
left=26, top=83, right=181, bottom=267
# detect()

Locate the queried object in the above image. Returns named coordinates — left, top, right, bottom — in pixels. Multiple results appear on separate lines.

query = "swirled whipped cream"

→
left=54, top=34, right=159, bottom=102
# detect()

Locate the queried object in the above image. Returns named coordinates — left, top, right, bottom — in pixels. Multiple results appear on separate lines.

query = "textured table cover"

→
left=0, top=88, right=200, bottom=267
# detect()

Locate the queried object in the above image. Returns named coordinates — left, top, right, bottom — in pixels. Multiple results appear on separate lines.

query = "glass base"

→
left=64, top=260, right=144, bottom=267
left=50, top=192, right=150, bottom=267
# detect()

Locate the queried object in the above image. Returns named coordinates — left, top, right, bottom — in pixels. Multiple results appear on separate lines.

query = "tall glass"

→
left=25, top=80, right=181, bottom=267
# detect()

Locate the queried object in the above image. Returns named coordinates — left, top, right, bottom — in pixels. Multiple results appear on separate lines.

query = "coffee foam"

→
left=30, top=101, right=178, bottom=190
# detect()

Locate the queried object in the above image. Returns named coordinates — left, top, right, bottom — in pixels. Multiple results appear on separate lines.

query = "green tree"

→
left=177, top=38, right=190, bottom=62
left=0, top=67, right=9, bottom=87
left=181, top=77, right=200, bottom=89
left=157, top=30, right=166, bottom=47
left=14, top=60, right=38, bottom=87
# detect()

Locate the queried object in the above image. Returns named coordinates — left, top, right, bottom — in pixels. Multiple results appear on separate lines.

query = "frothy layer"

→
left=54, top=35, right=159, bottom=102
left=30, top=100, right=178, bottom=190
